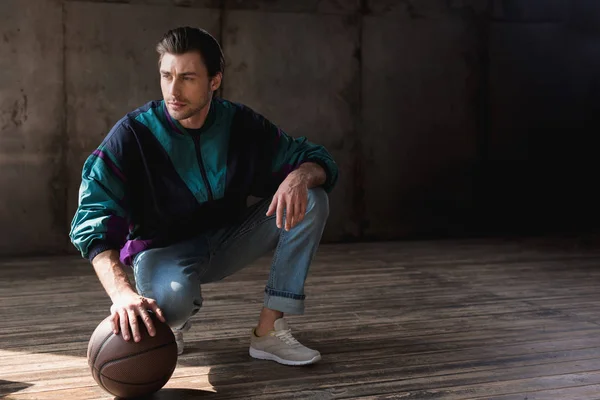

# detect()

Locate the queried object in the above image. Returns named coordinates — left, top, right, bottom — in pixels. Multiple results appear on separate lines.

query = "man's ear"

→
left=210, top=72, right=222, bottom=92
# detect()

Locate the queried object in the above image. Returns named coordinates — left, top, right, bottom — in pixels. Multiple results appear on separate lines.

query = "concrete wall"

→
left=0, top=0, right=66, bottom=255
left=1, top=0, right=600, bottom=257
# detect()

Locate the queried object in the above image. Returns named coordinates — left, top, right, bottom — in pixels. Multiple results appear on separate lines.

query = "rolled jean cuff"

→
left=264, top=287, right=305, bottom=314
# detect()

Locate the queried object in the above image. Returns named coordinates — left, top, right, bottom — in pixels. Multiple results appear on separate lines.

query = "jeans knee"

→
left=134, top=247, right=204, bottom=329
left=306, top=187, right=329, bottom=220
left=150, top=279, right=202, bottom=329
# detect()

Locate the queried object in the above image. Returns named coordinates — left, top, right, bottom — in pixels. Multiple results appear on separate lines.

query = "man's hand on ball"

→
left=110, top=291, right=166, bottom=342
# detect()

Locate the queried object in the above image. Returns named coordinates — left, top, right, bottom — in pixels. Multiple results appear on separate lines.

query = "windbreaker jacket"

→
left=69, top=98, right=338, bottom=266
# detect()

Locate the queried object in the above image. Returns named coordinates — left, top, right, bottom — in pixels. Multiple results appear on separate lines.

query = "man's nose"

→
left=169, top=79, right=181, bottom=97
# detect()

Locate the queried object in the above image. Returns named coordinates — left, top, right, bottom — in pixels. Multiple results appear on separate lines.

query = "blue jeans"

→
left=132, top=188, right=329, bottom=329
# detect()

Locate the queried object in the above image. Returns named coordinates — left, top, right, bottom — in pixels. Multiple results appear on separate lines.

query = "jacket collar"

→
left=162, top=100, right=217, bottom=136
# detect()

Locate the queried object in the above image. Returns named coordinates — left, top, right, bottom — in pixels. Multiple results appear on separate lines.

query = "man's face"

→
left=159, top=51, right=220, bottom=123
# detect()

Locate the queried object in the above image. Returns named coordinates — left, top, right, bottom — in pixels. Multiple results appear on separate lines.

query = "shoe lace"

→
left=274, top=329, right=300, bottom=346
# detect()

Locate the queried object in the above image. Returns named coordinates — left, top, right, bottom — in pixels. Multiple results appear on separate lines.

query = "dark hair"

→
left=156, top=26, right=225, bottom=77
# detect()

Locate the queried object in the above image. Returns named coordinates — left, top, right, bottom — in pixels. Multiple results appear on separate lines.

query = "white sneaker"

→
left=249, top=318, right=321, bottom=366
left=172, top=320, right=192, bottom=355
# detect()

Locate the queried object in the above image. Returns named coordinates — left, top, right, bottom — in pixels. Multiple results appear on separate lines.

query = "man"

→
left=69, top=26, right=337, bottom=366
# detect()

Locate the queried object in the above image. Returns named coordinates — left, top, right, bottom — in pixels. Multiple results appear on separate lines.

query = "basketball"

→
left=87, top=312, right=178, bottom=398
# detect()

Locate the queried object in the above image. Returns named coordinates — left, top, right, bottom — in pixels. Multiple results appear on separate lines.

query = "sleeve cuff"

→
left=87, top=241, right=120, bottom=262
left=303, top=158, right=337, bottom=193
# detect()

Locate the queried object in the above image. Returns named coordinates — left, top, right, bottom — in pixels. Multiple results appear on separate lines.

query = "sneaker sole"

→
left=249, top=347, right=321, bottom=366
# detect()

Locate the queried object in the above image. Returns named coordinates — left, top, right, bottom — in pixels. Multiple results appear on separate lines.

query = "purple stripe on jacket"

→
left=272, top=127, right=283, bottom=148
left=120, top=239, right=153, bottom=266
left=92, top=149, right=127, bottom=183
left=105, top=215, right=129, bottom=249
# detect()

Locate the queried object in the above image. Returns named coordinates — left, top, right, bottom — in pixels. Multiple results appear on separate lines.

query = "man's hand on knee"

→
left=109, top=291, right=166, bottom=343
left=266, top=162, right=327, bottom=231
left=267, top=172, right=308, bottom=231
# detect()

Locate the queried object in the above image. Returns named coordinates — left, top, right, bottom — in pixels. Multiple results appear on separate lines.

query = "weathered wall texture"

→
left=0, top=0, right=66, bottom=255
left=1, top=0, right=600, bottom=257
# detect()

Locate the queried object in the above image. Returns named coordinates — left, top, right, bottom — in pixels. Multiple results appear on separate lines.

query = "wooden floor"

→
left=2, top=237, right=600, bottom=399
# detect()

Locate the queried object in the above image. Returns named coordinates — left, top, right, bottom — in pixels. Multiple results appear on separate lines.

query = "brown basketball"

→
left=87, top=312, right=178, bottom=399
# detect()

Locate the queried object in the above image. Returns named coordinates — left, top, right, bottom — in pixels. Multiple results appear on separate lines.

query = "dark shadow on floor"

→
left=0, top=380, right=34, bottom=398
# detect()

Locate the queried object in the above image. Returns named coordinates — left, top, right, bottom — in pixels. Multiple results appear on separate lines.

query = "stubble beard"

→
left=169, top=103, right=205, bottom=121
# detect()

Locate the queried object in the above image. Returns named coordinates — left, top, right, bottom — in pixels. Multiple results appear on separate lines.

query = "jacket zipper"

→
left=192, top=136, right=214, bottom=202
